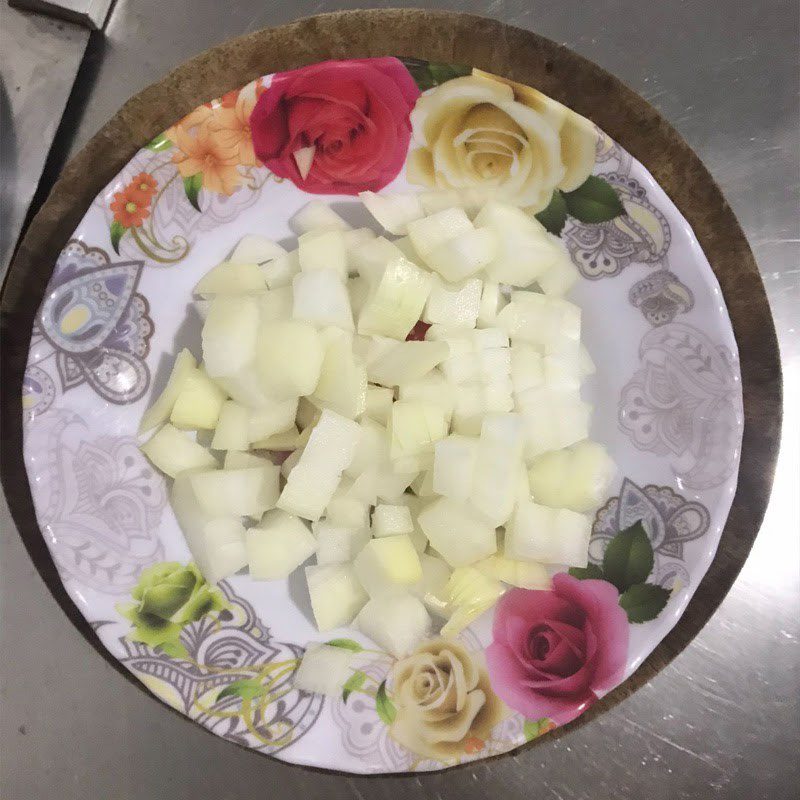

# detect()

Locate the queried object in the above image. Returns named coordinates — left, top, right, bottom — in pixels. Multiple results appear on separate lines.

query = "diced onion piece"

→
left=363, top=385, right=393, bottom=425
left=211, top=401, right=250, bottom=451
left=388, top=401, right=447, bottom=467
left=292, top=269, right=354, bottom=331
left=248, top=398, right=299, bottom=442
left=354, top=535, right=422, bottom=597
left=519, top=389, right=591, bottom=458
left=169, top=365, right=226, bottom=430
left=423, top=276, right=482, bottom=328
left=410, top=469, right=435, bottom=497
left=543, top=352, right=581, bottom=392
left=223, top=450, right=266, bottom=469
left=281, top=446, right=304, bottom=479
left=342, top=227, right=377, bottom=260
left=472, top=413, right=524, bottom=526
left=474, top=555, right=550, bottom=589
left=391, top=495, right=429, bottom=554
left=194, top=261, right=266, bottom=296
left=256, top=320, right=324, bottom=400
left=511, top=343, right=544, bottom=398
left=190, top=464, right=280, bottom=518
left=278, top=409, right=361, bottom=521
left=305, top=563, right=368, bottom=631
left=259, top=286, right=294, bottom=322
left=372, top=504, right=413, bottom=537
left=296, top=396, right=322, bottom=431
left=202, top=519, right=248, bottom=583
left=139, top=348, right=197, bottom=433
left=528, top=440, right=615, bottom=512
left=360, top=191, right=425, bottom=235
left=347, top=276, right=370, bottom=316
left=194, top=299, right=212, bottom=320
left=262, top=250, right=300, bottom=289
left=293, top=642, right=355, bottom=696
left=325, top=487, right=370, bottom=529
left=368, top=341, right=449, bottom=388
left=407, top=207, right=472, bottom=260
left=298, top=229, right=348, bottom=280
left=349, top=237, right=407, bottom=284
left=201, top=295, right=259, bottom=378
left=419, top=190, right=466, bottom=215
left=345, top=418, right=389, bottom=478
left=357, top=256, right=433, bottom=340
left=417, top=498, right=497, bottom=568
left=229, top=234, right=286, bottom=265
left=216, top=367, right=270, bottom=408
left=425, top=227, right=497, bottom=283
left=246, top=509, right=317, bottom=579
left=290, top=200, right=351, bottom=234
left=450, top=384, right=486, bottom=435
left=141, top=423, right=216, bottom=477
left=506, top=501, right=591, bottom=567
left=170, top=475, right=244, bottom=584
left=251, top=425, right=301, bottom=450
left=392, top=235, right=419, bottom=261
left=311, top=328, right=366, bottom=419
left=474, top=201, right=561, bottom=287
left=497, top=293, right=581, bottom=349
left=398, top=371, right=455, bottom=424
left=579, top=343, right=596, bottom=376
left=433, top=435, right=479, bottom=502
left=477, top=281, right=506, bottom=328
left=438, top=566, right=505, bottom=637
left=537, top=244, right=578, bottom=297
left=313, top=521, right=371, bottom=565
left=408, top=553, right=452, bottom=615
left=356, top=593, right=430, bottom=657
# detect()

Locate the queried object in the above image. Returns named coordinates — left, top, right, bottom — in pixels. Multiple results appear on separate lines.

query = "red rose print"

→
left=249, top=58, right=420, bottom=195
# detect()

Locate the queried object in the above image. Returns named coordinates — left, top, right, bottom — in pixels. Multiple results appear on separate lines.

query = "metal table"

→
left=1, top=2, right=797, bottom=798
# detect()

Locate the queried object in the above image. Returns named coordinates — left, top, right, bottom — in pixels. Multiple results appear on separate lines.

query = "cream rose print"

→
left=405, top=66, right=624, bottom=234
left=385, top=639, right=505, bottom=760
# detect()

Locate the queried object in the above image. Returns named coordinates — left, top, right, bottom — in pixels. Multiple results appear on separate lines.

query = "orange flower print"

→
left=219, top=89, right=239, bottom=109
left=207, top=82, right=260, bottom=167
left=110, top=184, right=151, bottom=228
left=129, top=172, right=158, bottom=203
left=171, top=124, right=241, bottom=195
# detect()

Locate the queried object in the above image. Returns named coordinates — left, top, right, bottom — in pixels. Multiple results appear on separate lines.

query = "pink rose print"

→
left=486, top=573, right=629, bottom=725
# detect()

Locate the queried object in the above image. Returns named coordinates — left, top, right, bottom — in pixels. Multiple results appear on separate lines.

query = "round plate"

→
left=3, top=11, right=781, bottom=776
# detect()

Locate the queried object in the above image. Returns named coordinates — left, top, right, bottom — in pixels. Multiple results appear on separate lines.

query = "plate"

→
left=7, top=14, right=779, bottom=775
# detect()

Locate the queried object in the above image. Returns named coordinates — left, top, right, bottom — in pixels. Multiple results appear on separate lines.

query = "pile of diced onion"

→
left=139, top=191, right=615, bottom=663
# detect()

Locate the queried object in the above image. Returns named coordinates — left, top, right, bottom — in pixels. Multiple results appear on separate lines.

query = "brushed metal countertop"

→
left=1, top=2, right=797, bottom=798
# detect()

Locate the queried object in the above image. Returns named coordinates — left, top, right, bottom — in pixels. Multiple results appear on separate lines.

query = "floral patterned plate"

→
left=21, top=57, right=743, bottom=774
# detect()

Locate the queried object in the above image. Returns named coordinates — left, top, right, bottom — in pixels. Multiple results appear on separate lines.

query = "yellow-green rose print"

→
left=118, top=562, right=226, bottom=656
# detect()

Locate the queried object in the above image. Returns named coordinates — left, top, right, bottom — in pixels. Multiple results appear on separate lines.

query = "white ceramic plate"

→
left=22, top=57, right=743, bottom=773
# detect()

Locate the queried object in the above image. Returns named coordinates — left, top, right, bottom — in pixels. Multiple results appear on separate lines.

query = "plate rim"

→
left=0, top=8, right=782, bottom=771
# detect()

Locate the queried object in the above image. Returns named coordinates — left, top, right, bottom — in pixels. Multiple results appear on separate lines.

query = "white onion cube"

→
left=246, top=509, right=317, bottom=579
left=305, top=563, right=368, bottom=631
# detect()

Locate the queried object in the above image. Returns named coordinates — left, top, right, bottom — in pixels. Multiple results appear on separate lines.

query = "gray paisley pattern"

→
left=618, top=322, right=743, bottom=489
left=629, top=269, right=694, bottom=326
left=111, top=581, right=323, bottom=754
left=590, top=478, right=711, bottom=588
left=24, top=409, right=166, bottom=593
left=564, top=171, right=671, bottom=279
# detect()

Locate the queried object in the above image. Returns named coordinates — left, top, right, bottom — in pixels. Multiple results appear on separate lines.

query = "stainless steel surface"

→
left=1, top=2, right=798, bottom=798
left=0, top=3, right=89, bottom=274
left=8, top=0, right=115, bottom=30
